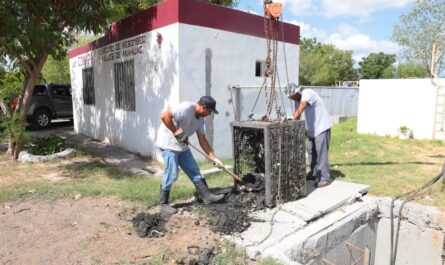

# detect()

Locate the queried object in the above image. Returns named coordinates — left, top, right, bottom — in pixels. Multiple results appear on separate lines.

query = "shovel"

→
left=187, top=142, right=243, bottom=183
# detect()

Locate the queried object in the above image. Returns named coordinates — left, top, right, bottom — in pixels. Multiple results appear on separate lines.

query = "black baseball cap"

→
left=198, top=96, right=219, bottom=114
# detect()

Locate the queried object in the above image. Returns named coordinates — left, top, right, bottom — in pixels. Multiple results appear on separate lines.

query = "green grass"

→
left=329, top=118, right=445, bottom=208
left=0, top=158, right=233, bottom=205
left=0, top=118, right=444, bottom=208
left=211, top=241, right=248, bottom=265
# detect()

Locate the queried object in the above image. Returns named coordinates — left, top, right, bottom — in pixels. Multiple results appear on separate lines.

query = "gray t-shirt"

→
left=156, top=102, right=205, bottom=152
left=295, top=89, right=332, bottom=138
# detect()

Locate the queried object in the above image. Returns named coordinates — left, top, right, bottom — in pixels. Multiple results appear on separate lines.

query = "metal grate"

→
left=114, top=60, right=135, bottom=111
left=232, top=120, right=306, bottom=207
left=82, top=67, right=95, bottom=105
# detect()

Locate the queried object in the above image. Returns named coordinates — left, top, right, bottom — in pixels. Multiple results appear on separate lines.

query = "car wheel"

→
left=33, top=109, right=51, bottom=129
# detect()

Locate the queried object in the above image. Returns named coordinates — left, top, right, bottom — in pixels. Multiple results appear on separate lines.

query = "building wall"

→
left=68, top=0, right=300, bottom=161
left=357, top=79, right=436, bottom=139
left=69, top=22, right=299, bottom=160
left=178, top=23, right=299, bottom=158
left=69, top=24, right=180, bottom=157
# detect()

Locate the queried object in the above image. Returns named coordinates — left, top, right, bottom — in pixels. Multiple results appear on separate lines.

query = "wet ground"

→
left=133, top=173, right=267, bottom=238
left=131, top=174, right=266, bottom=264
left=201, top=173, right=266, bottom=235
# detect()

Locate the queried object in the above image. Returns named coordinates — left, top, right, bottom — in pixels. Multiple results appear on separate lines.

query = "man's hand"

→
left=212, top=158, right=223, bottom=169
left=174, top=128, right=188, bottom=144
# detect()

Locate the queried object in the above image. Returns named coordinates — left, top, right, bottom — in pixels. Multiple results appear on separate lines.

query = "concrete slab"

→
left=231, top=209, right=307, bottom=257
left=230, top=180, right=371, bottom=262
left=264, top=197, right=379, bottom=264
left=283, top=180, right=369, bottom=222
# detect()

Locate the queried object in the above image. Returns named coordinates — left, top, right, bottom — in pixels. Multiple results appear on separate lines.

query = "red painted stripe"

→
left=178, top=0, right=299, bottom=45
left=68, top=0, right=299, bottom=58
left=68, top=0, right=178, bottom=58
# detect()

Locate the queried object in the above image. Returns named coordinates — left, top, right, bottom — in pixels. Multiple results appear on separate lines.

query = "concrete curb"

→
left=18, top=148, right=77, bottom=163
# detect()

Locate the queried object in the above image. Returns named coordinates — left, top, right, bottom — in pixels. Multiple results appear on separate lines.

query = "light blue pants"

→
left=307, top=129, right=331, bottom=181
left=160, top=149, right=203, bottom=191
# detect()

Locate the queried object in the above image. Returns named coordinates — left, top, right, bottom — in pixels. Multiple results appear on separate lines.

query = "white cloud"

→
left=325, top=23, right=400, bottom=61
left=243, top=8, right=258, bottom=15
left=282, top=0, right=413, bottom=19
left=320, top=0, right=414, bottom=18
left=287, top=19, right=328, bottom=39
left=291, top=21, right=400, bottom=62
left=283, top=0, right=315, bottom=16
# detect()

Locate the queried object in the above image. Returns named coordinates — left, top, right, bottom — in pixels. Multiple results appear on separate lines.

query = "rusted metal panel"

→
left=232, top=120, right=306, bottom=207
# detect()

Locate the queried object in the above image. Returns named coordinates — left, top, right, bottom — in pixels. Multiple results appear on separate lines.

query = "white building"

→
left=68, top=0, right=300, bottom=160
left=357, top=78, right=445, bottom=140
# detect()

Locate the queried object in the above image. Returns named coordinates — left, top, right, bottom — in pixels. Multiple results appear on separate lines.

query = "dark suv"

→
left=24, top=83, right=73, bottom=129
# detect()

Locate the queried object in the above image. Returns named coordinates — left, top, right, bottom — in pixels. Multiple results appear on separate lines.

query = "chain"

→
left=264, top=16, right=281, bottom=120
left=250, top=78, right=268, bottom=118
left=250, top=2, right=288, bottom=121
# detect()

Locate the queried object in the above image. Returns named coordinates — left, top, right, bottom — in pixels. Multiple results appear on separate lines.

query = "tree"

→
left=205, top=0, right=238, bottom=7
left=0, top=69, right=26, bottom=145
left=392, top=0, right=445, bottom=76
left=299, top=38, right=357, bottom=86
left=41, top=56, right=70, bottom=83
left=0, top=1, right=114, bottom=159
left=328, top=46, right=358, bottom=82
left=396, top=62, right=429, bottom=78
left=358, top=52, right=396, bottom=79
left=382, top=62, right=429, bottom=78
left=111, top=0, right=161, bottom=21
left=111, top=0, right=238, bottom=21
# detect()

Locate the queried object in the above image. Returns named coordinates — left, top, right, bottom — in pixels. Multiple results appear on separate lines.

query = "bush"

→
left=28, top=134, right=69, bottom=155
left=1, top=112, right=29, bottom=145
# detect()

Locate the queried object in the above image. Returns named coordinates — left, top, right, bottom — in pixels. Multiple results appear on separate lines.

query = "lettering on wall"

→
left=76, top=52, right=93, bottom=68
left=98, top=35, right=146, bottom=62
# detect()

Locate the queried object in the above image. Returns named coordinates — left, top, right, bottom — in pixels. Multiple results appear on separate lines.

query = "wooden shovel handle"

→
left=188, top=142, right=242, bottom=183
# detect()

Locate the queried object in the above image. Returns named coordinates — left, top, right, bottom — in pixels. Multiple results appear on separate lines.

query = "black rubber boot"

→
left=160, top=187, right=177, bottom=214
left=196, top=178, right=208, bottom=202
left=194, top=181, right=224, bottom=205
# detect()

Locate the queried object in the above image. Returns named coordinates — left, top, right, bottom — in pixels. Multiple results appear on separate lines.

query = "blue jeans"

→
left=160, top=149, right=203, bottom=191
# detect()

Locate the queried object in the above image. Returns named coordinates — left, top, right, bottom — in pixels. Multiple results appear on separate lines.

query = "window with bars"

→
left=114, top=60, right=135, bottom=111
left=82, top=67, right=95, bottom=105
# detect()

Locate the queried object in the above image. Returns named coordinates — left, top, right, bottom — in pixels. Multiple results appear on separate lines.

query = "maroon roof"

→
left=68, top=0, right=300, bottom=58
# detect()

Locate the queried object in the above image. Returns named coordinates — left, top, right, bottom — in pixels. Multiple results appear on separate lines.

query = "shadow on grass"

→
left=331, top=169, right=345, bottom=179
left=334, top=161, right=441, bottom=166
left=60, top=160, right=141, bottom=180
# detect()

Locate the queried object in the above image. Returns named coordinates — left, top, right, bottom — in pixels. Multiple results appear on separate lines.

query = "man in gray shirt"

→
left=156, top=96, right=224, bottom=214
left=289, top=85, right=333, bottom=188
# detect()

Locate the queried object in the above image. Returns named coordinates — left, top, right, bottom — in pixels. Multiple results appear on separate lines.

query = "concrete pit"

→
left=228, top=181, right=445, bottom=265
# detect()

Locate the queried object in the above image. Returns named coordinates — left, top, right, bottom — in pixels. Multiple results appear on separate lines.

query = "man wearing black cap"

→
left=156, top=96, right=224, bottom=214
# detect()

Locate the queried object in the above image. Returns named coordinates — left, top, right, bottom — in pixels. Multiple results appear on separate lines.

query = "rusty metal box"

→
left=231, top=120, right=306, bottom=207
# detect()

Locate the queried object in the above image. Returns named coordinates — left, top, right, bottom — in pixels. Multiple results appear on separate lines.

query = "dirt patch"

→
left=0, top=197, right=224, bottom=265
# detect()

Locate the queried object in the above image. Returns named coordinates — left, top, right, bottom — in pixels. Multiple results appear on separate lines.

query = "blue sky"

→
left=235, top=0, right=415, bottom=63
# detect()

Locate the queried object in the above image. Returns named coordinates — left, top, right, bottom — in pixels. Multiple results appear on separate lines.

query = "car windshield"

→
left=52, top=86, right=71, bottom=97
left=33, top=85, right=48, bottom=95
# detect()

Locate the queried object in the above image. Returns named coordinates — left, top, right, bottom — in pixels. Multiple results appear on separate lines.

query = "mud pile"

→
left=199, top=173, right=266, bottom=235
left=132, top=212, right=166, bottom=237
left=131, top=174, right=266, bottom=237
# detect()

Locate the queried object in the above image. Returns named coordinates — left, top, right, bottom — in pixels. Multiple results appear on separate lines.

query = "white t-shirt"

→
left=295, top=89, right=332, bottom=138
left=156, top=102, right=205, bottom=152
